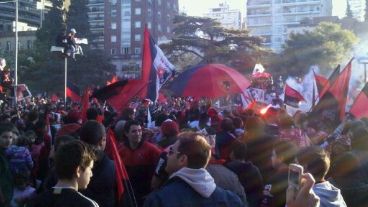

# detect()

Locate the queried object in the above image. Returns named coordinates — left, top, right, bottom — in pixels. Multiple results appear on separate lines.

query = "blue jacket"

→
left=144, top=177, right=244, bottom=207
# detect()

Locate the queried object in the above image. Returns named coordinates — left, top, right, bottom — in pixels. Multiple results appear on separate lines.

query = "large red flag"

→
left=284, top=84, right=305, bottom=107
left=105, top=128, right=137, bottom=205
left=80, top=88, right=91, bottom=123
left=350, top=83, right=368, bottom=119
left=310, top=59, right=352, bottom=130
left=142, top=26, right=175, bottom=102
left=313, top=71, right=328, bottom=98
left=318, top=65, right=340, bottom=98
left=91, top=27, right=174, bottom=113
left=66, top=81, right=81, bottom=102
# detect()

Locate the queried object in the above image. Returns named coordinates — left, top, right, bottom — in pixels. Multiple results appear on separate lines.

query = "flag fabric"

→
left=107, top=75, right=119, bottom=85
left=91, top=27, right=174, bottom=113
left=319, top=65, right=340, bottom=98
left=15, top=84, right=32, bottom=101
left=91, top=80, right=146, bottom=113
left=350, top=83, right=368, bottom=119
left=66, top=81, right=81, bottom=102
left=310, top=60, right=352, bottom=130
left=313, top=71, right=328, bottom=98
left=80, top=88, right=91, bottom=123
left=252, top=63, right=265, bottom=74
left=284, top=84, right=305, bottom=107
left=142, top=27, right=175, bottom=102
left=92, top=80, right=129, bottom=101
left=50, top=94, right=59, bottom=103
left=105, top=128, right=137, bottom=206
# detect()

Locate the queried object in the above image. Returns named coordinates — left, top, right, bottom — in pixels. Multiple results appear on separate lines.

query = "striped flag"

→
left=142, top=26, right=175, bottom=102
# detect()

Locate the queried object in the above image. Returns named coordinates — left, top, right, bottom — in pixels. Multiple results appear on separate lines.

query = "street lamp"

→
left=358, top=56, right=368, bottom=82
left=0, top=0, right=18, bottom=104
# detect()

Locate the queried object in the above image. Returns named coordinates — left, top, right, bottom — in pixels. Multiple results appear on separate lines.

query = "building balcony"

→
left=281, top=10, right=320, bottom=15
left=248, top=0, right=271, bottom=6
left=247, top=13, right=272, bottom=17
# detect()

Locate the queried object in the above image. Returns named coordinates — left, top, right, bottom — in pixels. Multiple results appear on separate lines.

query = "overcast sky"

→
left=178, top=0, right=348, bottom=18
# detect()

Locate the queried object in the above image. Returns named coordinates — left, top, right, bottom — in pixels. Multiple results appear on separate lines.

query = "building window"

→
left=135, top=8, right=141, bottom=15
left=110, top=0, right=117, bottom=5
left=167, top=26, right=170, bottom=33
left=147, top=22, right=152, bottom=29
left=6, top=41, right=11, bottom=51
left=111, top=35, right=117, bottom=42
left=134, top=47, right=141, bottom=54
left=147, top=8, right=152, bottom=17
left=158, top=24, right=161, bottom=32
left=111, top=48, right=116, bottom=55
left=111, top=9, right=117, bottom=17
left=111, top=22, right=117, bottom=29
left=158, top=0, right=161, bottom=5
left=134, top=34, right=141, bottom=41
left=27, top=40, right=32, bottom=49
left=123, top=47, right=130, bottom=54
left=135, top=21, right=141, bottom=28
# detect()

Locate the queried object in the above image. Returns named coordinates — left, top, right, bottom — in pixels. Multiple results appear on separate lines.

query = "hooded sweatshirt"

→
left=313, top=181, right=347, bottom=207
left=169, top=167, right=216, bottom=198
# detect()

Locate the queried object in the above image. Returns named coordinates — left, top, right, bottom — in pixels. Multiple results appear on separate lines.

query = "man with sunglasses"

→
left=144, top=132, right=244, bottom=207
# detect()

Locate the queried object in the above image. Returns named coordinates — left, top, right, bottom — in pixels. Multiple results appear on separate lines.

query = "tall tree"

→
left=346, top=1, right=354, bottom=18
left=271, top=22, right=357, bottom=77
left=18, top=0, right=66, bottom=93
left=35, top=0, right=66, bottom=51
left=66, top=0, right=90, bottom=38
left=66, top=0, right=115, bottom=89
left=160, top=15, right=270, bottom=73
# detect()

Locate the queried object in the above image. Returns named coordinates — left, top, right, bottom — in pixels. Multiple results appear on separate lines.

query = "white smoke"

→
left=284, top=66, right=318, bottom=115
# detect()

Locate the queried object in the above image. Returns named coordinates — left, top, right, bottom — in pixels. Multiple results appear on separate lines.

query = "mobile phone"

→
left=288, top=163, right=303, bottom=190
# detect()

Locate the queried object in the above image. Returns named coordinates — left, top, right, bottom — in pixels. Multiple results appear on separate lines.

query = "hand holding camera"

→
left=286, top=164, right=320, bottom=207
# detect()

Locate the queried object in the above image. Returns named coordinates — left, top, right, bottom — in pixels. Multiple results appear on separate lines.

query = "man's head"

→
left=70, top=28, right=76, bottom=34
left=165, top=132, right=211, bottom=175
left=0, top=123, right=19, bottom=148
left=124, top=120, right=142, bottom=147
left=80, top=120, right=106, bottom=150
left=297, top=146, right=330, bottom=182
left=230, top=142, right=247, bottom=161
left=54, top=140, right=95, bottom=190
left=86, top=108, right=99, bottom=120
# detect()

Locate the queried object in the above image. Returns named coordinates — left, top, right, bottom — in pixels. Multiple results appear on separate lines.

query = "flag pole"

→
left=64, top=57, right=67, bottom=106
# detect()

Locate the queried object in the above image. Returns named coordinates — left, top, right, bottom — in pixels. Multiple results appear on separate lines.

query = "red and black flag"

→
left=80, top=88, right=91, bottom=123
left=318, top=64, right=340, bottom=98
left=142, top=26, right=175, bottom=102
left=350, top=83, right=368, bottom=119
left=105, top=128, right=137, bottom=206
left=92, top=80, right=129, bottom=101
left=66, top=81, right=81, bottom=102
left=310, top=59, right=352, bottom=131
left=91, top=79, right=147, bottom=113
left=284, top=84, right=305, bottom=107
left=313, top=71, right=328, bottom=98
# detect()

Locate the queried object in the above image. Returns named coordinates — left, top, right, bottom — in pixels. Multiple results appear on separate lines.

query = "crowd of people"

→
left=0, top=94, right=367, bottom=207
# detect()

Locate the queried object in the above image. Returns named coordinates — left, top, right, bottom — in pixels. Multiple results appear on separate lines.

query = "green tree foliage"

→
left=18, top=0, right=115, bottom=94
left=19, top=0, right=66, bottom=93
left=66, top=0, right=115, bottom=89
left=272, top=22, right=357, bottom=77
left=160, top=15, right=270, bottom=72
left=66, top=0, right=90, bottom=39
